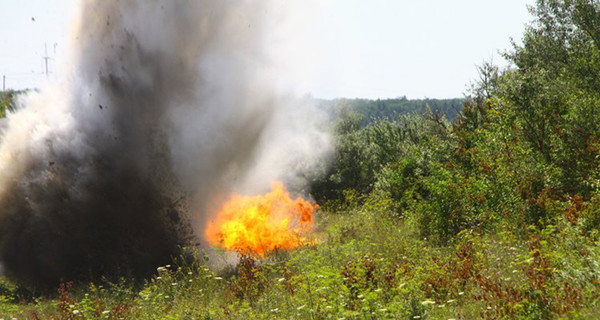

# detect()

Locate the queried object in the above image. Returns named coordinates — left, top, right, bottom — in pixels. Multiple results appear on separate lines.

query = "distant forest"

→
left=316, top=96, right=464, bottom=125
left=0, top=90, right=464, bottom=126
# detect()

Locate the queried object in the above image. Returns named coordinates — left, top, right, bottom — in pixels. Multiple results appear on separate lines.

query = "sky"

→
left=0, top=0, right=535, bottom=99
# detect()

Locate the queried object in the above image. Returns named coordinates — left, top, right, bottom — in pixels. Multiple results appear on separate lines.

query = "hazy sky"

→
left=0, top=1, right=534, bottom=99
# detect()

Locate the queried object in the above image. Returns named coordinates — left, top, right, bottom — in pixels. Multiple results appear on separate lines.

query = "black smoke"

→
left=0, top=1, right=330, bottom=291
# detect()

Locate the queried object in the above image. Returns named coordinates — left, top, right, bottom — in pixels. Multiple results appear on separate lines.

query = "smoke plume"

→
left=0, top=1, right=330, bottom=290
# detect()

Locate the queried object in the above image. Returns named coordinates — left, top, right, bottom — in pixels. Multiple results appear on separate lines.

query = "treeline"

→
left=314, top=0, right=600, bottom=243
left=4, top=1, right=600, bottom=318
left=308, top=1, right=600, bottom=317
left=316, top=97, right=464, bottom=125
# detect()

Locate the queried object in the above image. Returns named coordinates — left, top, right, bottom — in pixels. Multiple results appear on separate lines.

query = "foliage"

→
left=0, top=90, right=19, bottom=118
left=316, top=96, right=465, bottom=125
left=1, top=205, right=600, bottom=319
left=3, top=0, right=600, bottom=318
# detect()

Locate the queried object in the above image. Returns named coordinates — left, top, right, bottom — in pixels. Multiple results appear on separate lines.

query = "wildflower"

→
left=270, top=308, right=279, bottom=313
left=421, top=300, right=436, bottom=305
left=458, top=292, right=464, bottom=295
left=72, top=310, right=80, bottom=315
left=278, top=278, right=286, bottom=282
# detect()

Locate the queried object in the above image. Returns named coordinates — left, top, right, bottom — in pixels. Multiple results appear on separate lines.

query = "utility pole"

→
left=42, top=43, right=51, bottom=78
left=2, top=75, right=5, bottom=92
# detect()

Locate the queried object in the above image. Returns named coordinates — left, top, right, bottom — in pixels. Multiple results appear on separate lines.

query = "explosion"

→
left=205, top=182, right=316, bottom=257
left=0, top=1, right=330, bottom=290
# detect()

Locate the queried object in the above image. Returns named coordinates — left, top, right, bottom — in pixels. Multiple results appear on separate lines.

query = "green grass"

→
left=1, top=201, right=599, bottom=319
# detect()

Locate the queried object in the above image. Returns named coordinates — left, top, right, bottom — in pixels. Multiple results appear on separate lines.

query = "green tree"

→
left=501, top=0, right=600, bottom=196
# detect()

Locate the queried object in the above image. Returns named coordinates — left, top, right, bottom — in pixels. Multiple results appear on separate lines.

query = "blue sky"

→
left=0, top=1, right=534, bottom=99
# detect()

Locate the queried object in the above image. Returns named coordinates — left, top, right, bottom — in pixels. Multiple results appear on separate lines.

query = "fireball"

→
left=205, top=181, right=316, bottom=257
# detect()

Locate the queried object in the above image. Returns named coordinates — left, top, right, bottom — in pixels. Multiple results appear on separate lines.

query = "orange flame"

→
left=205, top=181, right=317, bottom=257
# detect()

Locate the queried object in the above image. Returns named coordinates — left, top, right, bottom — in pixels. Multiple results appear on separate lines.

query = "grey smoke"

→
left=0, top=1, right=330, bottom=291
